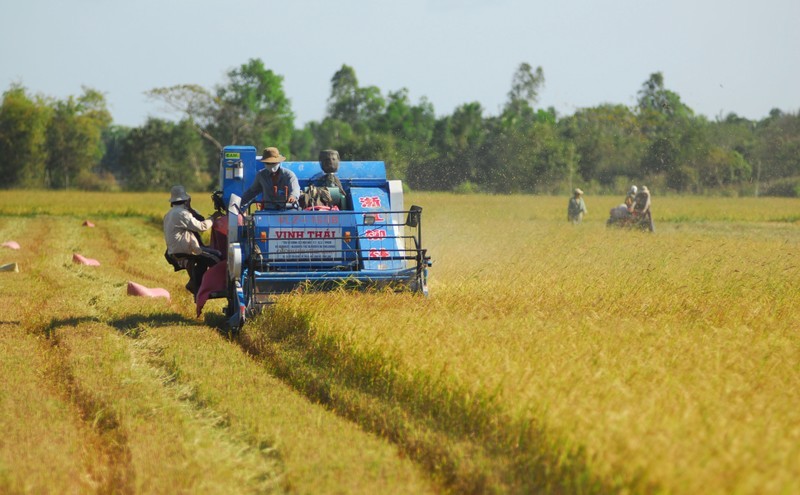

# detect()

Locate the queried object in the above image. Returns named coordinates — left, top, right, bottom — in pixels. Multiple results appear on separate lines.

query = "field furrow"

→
left=0, top=211, right=436, bottom=494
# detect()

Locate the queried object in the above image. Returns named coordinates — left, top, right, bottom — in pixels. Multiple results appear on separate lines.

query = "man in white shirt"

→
left=163, top=185, right=221, bottom=295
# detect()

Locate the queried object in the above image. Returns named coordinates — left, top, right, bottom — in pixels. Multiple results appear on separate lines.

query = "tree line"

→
left=1, top=58, right=798, bottom=196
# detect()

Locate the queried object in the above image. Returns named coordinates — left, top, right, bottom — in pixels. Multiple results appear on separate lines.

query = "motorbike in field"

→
left=606, top=187, right=655, bottom=232
left=606, top=207, right=655, bottom=231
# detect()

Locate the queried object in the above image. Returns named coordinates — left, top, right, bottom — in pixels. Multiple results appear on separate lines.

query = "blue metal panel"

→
left=350, top=187, right=405, bottom=271
left=220, top=146, right=257, bottom=206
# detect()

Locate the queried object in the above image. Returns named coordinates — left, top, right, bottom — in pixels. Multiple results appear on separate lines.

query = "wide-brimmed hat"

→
left=258, top=147, right=286, bottom=164
left=169, top=185, right=191, bottom=203
left=574, top=188, right=584, bottom=195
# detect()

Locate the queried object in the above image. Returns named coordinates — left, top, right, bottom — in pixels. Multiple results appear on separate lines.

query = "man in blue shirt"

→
left=240, top=147, right=300, bottom=209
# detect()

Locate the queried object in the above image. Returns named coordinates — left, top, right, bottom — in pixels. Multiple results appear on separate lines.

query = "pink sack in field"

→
left=72, top=253, right=101, bottom=266
left=82, top=220, right=95, bottom=227
left=1, top=241, right=20, bottom=250
left=127, top=281, right=170, bottom=300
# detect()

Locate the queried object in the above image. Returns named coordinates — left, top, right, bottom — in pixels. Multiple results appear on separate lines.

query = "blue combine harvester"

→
left=218, top=145, right=430, bottom=329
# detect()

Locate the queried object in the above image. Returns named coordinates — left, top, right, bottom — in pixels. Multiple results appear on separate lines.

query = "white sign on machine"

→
left=269, top=228, right=342, bottom=261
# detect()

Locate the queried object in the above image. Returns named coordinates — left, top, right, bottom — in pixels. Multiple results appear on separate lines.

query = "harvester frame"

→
left=216, top=146, right=430, bottom=329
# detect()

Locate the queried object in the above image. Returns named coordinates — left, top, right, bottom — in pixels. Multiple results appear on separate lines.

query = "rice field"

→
left=0, top=190, right=798, bottom=494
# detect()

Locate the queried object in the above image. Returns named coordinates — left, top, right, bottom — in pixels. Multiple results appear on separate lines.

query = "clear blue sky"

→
left=2, top=0, right=798, bottom=128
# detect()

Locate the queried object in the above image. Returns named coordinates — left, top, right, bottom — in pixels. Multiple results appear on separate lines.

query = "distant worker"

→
left=567, top=188, right=588, bottom=224
left=302, top=149, right=347, bottom=209
left=625, top=185, right=638, bottom=212
left=209, top=190, right=229, bottom=253
left=240, top=147, right=300, bottom=210
left=163, top=185, right=222, bottom=296
left=632, top=185, right=655, bottom=232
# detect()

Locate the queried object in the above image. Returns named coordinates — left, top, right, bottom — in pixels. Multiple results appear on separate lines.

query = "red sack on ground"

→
left=196, top=260, right=227, bottom=317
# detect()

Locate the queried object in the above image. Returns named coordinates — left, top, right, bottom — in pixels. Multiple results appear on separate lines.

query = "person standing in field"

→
left=240, top=146, right=300, bottom=209
left=633, top=185, right=655, bottom=232
left=163, top=185, right=222, bottom=296
left=568, top=188, right=588, bottom=224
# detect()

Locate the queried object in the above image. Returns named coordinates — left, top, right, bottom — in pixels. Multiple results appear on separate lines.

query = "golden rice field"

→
left=0, top=190, right=798, bottom=494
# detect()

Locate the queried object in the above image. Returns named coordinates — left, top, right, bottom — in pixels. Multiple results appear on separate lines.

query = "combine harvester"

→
left=217, top=146, right=430, bottom=329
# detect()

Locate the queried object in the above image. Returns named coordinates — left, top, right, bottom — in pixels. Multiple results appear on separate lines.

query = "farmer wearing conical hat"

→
left=568, top=188, right=588, bottom=224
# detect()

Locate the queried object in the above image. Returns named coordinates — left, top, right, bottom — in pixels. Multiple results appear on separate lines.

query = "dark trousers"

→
left=169, top=248, right=222, bottom=294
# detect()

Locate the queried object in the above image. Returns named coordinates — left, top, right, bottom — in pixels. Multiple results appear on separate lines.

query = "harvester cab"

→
left=218, top=145, right=430, bottom=329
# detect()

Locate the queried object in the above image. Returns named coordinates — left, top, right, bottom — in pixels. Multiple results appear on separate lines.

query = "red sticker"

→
left=359, top=196, right=382, bottom=208
left=368, top=248, right=390, bottom=259
left=365, top=229, right=387, bottom=239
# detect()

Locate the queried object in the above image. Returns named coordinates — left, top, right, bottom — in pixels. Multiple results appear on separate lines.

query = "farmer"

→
left=632, top=185, right=655, bottom=232
left=567, top=188, right=588, bottom=224
left=163, top=185, right=222, bottom=296
left=301, top=149, right=347, bottom=209
left=240, top=146, right=300, bottom=210
left=626, top=185, right=638, bottom=210
left=318, top=149, right=345, bottom=190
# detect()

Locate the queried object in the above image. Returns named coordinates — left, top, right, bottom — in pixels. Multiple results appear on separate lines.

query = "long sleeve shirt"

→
left=163, top=205, right=212, bottom=255
left=240, top=166, right=300, bottom=208
left=568, top=197, right=587, bottom=217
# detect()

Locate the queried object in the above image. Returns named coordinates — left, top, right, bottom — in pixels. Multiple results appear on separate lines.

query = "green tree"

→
left=146, top=58, right=295, bottom=164
left=326, top=64, right=386, bottom=128
left=44, top=87, right=111, bottom=189
left=327, top=65, right=360, bottom=125
left=442, top=102, right=487, bottom=189
left=371, top=89, right=437, bottom=179
left=641, top=136, right=679, bottom=176
left=373, top=89, right=435, bottom=142
left=466, top=64, right=576, bottom=193
left=99, top=125, right=131, bottom=180
left=754, top=110, right=800, bottom=182
left=407, top=102, right=487, bottom=190
left=637, top=72, right=693, bottom=121
left=213, top=58, right=295, bottom=151
left=289, top=126, right=315, bottom=161
left=674, top=117, right=713, bottom=192
left=481, top=117, right=577, bottom=193
left=304, top=118, right=357, bottom=157
left=697, top=147, right=751, bottom=188
left=503, top=63, right=545, bottom=125
left=117, top=118, right=207, bottom=191
left=636, top=72, right=704, bottom=190
left=559, top=104, right=646, bottom=187
left=0, top=84, right=51, bottom=188
left=709, top=113, right=758, bottom=163
left=146, top=84, right=221, bottom=150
